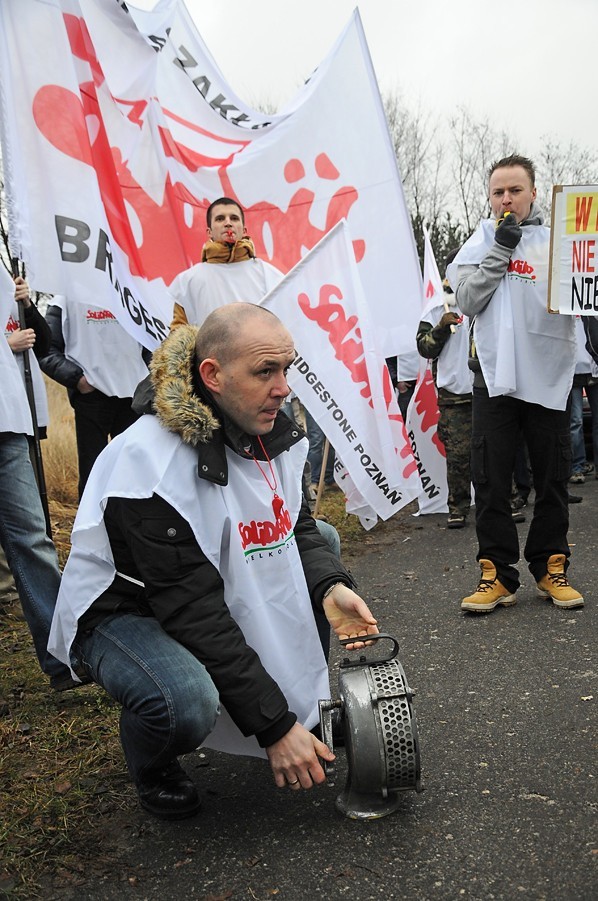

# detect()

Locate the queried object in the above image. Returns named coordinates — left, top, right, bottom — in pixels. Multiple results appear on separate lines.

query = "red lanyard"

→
left=251, top=435, right=284, bottom=519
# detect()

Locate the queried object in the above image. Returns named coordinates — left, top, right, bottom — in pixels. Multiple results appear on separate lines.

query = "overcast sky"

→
left=133, top=0, right=596, bottom=159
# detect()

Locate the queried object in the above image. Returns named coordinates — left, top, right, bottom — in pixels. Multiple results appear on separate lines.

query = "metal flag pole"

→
left=11, top=258, right=52, bottom=538
left=312, top=438, right=331, bottom=520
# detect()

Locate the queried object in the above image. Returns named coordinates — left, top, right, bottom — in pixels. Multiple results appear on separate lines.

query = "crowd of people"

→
left=1, top=156, right=594, bottom=820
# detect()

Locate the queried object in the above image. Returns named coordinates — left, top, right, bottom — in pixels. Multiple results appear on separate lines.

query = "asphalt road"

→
left=51, top=480, right=597, bottom=901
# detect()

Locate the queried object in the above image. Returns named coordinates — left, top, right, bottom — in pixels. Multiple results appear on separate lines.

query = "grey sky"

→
left=134, top=0, right=596, bottom=158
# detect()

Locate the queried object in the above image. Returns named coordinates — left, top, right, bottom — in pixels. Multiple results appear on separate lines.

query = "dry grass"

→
left=0, top=638, right=127, bottom=897
left=42, top=378, right=78, bottom=508
left=0, top=379, right=124, bottom=897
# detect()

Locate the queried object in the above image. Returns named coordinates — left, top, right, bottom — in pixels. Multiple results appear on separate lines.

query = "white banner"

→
left=548, top=184, right=598, bottom=316
left=0, top=0, right=421, bottom=354
left=406, top=227, right=448, bottom=514
left=261, top=221, right=421, bottom=525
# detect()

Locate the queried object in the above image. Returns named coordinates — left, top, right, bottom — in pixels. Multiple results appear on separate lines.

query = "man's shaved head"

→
left=196, top=303, right=283, bottom=365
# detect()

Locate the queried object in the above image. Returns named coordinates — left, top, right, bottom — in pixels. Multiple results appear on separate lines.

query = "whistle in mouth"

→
left=496, top=210, right=512, bottom=228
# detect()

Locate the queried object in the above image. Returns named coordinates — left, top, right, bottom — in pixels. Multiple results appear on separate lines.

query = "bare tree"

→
left=537, top=138, right=598, bottom=218
left=446, top=108, right=512, bottom=235
left=383, top=90, right=443, bottom=224
left=0, top=156, right=51, bottom=307
left=383, top=90, right=451, bottom=265
left=0, top=165, right=13, bottom=278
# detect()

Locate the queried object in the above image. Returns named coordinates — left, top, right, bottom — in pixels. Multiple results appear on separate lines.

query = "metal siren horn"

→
left=319, top=633, right=422, bottom=820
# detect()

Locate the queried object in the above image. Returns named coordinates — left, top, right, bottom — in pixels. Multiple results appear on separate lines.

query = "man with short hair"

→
left=169, top=197, right=282, bottom=328
left=49, top=303, right=378, bottom=820
left=166, top=196, right=329, bottom=535
left=448, top=154, right=583, bottom=613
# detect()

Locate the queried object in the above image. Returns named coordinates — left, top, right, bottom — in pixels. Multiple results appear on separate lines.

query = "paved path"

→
left=52, top=481, right=597, bottom=901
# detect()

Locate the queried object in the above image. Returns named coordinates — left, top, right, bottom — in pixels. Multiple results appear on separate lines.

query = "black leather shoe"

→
left=137, top=760, right=201, bottom=820
left=50, top=672, right=91, bottom=691
left=447, top=513, right=466, bottom=529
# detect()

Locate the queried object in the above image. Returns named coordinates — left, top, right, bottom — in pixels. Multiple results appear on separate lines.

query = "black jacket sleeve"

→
left=86, top=494, right=296, bottom=747
left=294, top=499, right=356, bottom=608
left=38, top=305, right=84, bottom=390
left=584, top=317, right=598, bottom=366
left=21, top=302, right=52, bottom=359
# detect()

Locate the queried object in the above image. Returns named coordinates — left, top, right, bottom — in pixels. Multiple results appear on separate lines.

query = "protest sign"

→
left=548, top=184, right=598, bottom=316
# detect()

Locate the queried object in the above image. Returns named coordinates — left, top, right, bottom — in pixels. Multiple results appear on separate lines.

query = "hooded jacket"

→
left=447, top=201, right=574, bottom=400
left=453, top=202, right=545, bottom=323
left=75, top=326, right=354, bottom=748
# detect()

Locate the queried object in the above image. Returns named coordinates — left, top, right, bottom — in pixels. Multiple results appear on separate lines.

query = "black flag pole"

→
left=10, top=258, right=52, bottom=538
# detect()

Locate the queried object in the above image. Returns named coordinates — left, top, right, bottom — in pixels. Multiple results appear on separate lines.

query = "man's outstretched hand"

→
left=323, top=584, right=378, bottom=649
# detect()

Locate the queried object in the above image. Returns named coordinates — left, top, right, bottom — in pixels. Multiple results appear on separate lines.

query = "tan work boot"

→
left=461, top=559, right=517, bottom=613
left=536, top=554, right=584, bottom=608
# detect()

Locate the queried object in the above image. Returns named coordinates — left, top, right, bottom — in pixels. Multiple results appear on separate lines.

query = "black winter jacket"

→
left=38, top=304, right=84, bottom=400
left=77, top=326, right=355, bottom=748
left=17, top=302, right=52, bottom=359
left=584, top=317, right=598, bottom=366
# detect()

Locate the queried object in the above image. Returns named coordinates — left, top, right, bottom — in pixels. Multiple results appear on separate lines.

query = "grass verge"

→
left=0, top=622, right=127, bottom=897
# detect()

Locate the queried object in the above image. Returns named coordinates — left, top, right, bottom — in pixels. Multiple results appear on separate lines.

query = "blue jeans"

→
left=0, top=432, right=68, bottom=679
left=315, top=520, right=341, bottom=558
left=72, top=614, right=220, bottom=783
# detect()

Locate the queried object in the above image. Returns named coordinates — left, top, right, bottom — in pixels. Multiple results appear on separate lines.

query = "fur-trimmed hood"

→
left=149, top=324, right=219, bottom=447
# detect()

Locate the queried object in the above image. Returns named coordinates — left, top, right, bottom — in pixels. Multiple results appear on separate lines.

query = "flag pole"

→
left=312, top=438, right=331, bottom=520
left=11, top=258, right=52, bottom=538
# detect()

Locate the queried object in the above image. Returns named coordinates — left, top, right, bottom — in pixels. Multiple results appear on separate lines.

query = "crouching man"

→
left=49, top=304, right=378, bottom=819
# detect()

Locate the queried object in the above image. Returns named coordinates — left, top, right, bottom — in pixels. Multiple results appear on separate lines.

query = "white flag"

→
left=405, top=227, right=449, bottom=514
left=0, top=0, right=421, bottom=355
left=261, top=221, right=421, bottom=526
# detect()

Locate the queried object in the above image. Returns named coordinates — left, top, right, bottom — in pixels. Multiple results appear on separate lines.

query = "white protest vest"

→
left=49, top=414, right=329, bottom=758
left=4, top=303, right=49, bottom=427
left=54, top=295, right=149, bottom=398
left=170, top=259, right=282, bottom=326
left=0, top=272, right=33, bottom=435
left=422, top=304, right=472, bottom=396
left=451, top=220, right=575, bottom=409
left=0, top=332, right=33, bottom=435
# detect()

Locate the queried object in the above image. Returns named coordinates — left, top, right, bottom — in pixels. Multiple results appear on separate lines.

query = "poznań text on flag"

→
left=261, top=221, right=421, bottom=526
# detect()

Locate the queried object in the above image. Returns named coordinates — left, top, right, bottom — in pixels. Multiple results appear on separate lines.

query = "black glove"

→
left=494, top=212, right=522, bottom=250
left=438, top=311, right=460, bottom=329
